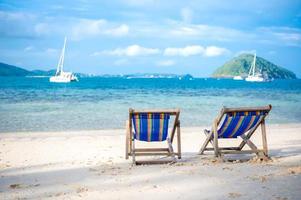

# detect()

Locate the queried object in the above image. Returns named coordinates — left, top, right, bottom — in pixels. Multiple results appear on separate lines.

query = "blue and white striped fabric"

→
left=132, top=113, right=170, bottom=142
left=217, top=111, right=268, bottom=138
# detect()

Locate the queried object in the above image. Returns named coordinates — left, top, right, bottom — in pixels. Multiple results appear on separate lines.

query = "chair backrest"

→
left=217, top=105, right=272, bottom=138
left=129, top=109, right=180, bottom=142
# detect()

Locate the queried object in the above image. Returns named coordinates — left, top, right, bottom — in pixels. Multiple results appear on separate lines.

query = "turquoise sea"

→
left=0, top=77, right=301, bottom=132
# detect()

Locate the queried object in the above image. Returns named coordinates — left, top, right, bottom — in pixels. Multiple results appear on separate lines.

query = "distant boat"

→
left=49, top=37, right=78, bottom=83
left=245, top=53, right=266, bottom=82
left=233, top=76, right=243, bottom=80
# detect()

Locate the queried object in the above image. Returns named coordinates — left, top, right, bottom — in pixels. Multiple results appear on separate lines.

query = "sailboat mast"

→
left=55, top=53, right=62, bottom=76
left=248, top=55, right=253, bottom=76
left=60, top=37, right=67, bottom=73
left=252, top=53, right=256, bottom=76
left=55, top=37, right=67, bottom=75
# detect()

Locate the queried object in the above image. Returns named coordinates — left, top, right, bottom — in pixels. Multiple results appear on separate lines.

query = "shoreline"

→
left=1, top=122, right=301, bottom=136
left=1, top=123, right=301, bottom=199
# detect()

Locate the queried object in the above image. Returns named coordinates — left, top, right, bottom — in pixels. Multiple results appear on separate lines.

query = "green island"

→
left=212, top=54, right=296, bottom=79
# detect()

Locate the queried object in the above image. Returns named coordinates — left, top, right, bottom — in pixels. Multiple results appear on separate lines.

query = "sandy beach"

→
left=0, top=123, right=301, bottom=200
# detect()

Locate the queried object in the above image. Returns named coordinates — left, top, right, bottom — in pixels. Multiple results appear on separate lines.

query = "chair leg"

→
left=261, top=120, right=268, bottom=157
left=213, top=126, right=220, bottom=157
left=238, top=120, right=268, bottom=159
left=240, top=133, right=263, bottom=158
left=125, top=120, right=130, bottom=159
left=132, top=138, right=136, bottom=165
left=176, top=122, right=181, bottom=159
left=213, top=138, right=219, bottom=157
left=167, top=138, right=176, bottom=161
left=198, top=130, right=213, bottom=155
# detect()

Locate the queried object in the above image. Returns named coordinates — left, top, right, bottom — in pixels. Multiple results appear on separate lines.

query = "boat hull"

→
left=245, top=76, right=265, bottom=82
left=49, top=75, right=78, bottom=83
left=233, top=76, right=243, bottom=80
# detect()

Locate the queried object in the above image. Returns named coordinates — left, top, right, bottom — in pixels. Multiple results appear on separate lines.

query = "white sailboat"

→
left=245, top=53, right=265, bottom=82
left=233, top=75, right=243, bottom=80
left=49, top=37, right=78, bottom=83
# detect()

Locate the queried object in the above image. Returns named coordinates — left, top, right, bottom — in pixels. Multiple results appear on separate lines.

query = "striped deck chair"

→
left=199, top=105, right=272, bottom=159
left=126, top=108, right=181, bottom=165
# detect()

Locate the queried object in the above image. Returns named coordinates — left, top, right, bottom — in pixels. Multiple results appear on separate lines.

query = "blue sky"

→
left=0, top=0, right=300, bottom=77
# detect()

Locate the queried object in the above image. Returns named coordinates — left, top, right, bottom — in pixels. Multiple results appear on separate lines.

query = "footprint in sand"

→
left=228, top=192, right=242, bottom=198
left=9, top=183, right=40, bottom=189
left=9, top=184, right=22, bottom=189
left=55, top=192, right=66, bottom=197
left=76, top=187, right=89, bottom=193
left=287, top=166, right=301, bottom=175
left=222, top=167, right=233, bottom=171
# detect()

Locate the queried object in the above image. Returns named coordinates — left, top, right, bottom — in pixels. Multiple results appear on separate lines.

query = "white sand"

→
left=0, top=124, right=301, bottom=200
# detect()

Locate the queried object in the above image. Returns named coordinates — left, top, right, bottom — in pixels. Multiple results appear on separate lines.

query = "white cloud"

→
left=204, top=46, right=230, bottom=57
left=169, top=23, right=253, bottom=42
left=129, top=20, right=301, bottom=47
left=71, top=19, right=129, bottom=40
left=92, top=45, right=160, bottom=57
left=45, top=48, right=59, bottom=54
left=164, top=45, right=204, bottom=57
left=181, top=7, right=193, bottom=23
left=93, top=44, right=228, bottom=58
left=257, top=26, right=301, bottom=46
left=0, top=11, right=35, bottom=21
left=24, top=46, right=34, bottom=52
left=268, top=50, right=276, bottom=55
left=235, top=50, right=256, bottom=56
left=114, top=59, right=128, bottom=66
left=72, top=19, right=106, bottom=39
left=105, top=24, right=129, bottom=36
left=274, top=32, right=301, bottom=46
left=157, top=60, right=175, bottom=66
left=0, top=11, right=37, bottom=38
left=0, top=11, right=130, bottom=40
left=50, top=5, right=64, bottom=10
left=0, top=11, right=129, bottom=40
left=34, top=23, right=51, bottom=36
left=122, top=0, right=156, bottom=6
left=164, top=45, right=229, bottom=57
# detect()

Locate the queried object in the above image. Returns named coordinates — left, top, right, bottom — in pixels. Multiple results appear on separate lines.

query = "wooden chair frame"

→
left=126, top=108, right=181, bottom=165
left=199, top=105, right=272, bottom=159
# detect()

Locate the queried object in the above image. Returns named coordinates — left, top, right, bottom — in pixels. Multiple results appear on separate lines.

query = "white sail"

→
left=56, top=37, right=67, bottom=76
left=50, top=37, right=78, bottom=83
left=248, top=53, right=256, bottom=77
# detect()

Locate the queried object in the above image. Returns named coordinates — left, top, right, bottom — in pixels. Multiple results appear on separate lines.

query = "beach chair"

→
left=125, top=108, right=181, bottom=165
left=199, top=105, right=272, bottom=159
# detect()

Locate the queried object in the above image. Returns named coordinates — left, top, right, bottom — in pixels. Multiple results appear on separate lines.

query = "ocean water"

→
left=0, top=77, right=301, bottom=132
